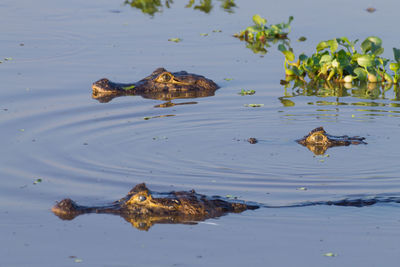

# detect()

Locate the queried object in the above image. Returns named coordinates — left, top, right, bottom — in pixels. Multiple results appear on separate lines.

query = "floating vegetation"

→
left=168, top=38, right=182, bottom=43
left=234, top=14, right=293, bottom=54
left=244, top=104, right=264, bottom=107
left=324, top=252, right=338, bottom=257
left=238, top=89, right=256, bottom=95
left=144, top=114, right=175, bottom=120
left=33, top=178, right=42, bottom=185
left=297, top=36, right=307, bottom=42
left=280, top=36, right=400, bottom=88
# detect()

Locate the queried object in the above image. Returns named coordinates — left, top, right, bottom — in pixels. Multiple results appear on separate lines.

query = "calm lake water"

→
left=1, top=0, right=400, bottom=266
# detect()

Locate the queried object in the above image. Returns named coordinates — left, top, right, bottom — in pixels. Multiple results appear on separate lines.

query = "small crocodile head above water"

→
left=92, top=68, right=219, bottom=103
left=52, top=183, right=258, bottom=230
left=296, top=127, right=367, bottom=155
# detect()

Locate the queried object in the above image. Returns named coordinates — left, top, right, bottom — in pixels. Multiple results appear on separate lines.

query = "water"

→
left=1, top=0, right=400, bottom=266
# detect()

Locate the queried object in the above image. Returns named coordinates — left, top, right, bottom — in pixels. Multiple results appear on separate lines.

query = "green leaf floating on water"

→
left=238, top=89, right=256, bottom=95
left=168, top=38, right=181, bottom=43
left=33, top=178, right=42, bottom=184
left=324, top=252, right=338, bottom=257
left=244, top=104, right=264, bottom=107
left=122, top=85, right=135, bottom=91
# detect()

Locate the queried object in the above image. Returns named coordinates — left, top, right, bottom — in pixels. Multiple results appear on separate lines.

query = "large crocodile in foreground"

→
left=53, top=183, right=400, bottom=230
left=52, top=183, right=258, bottom=231
left=296, top=127, right=367, bottom=155
left=92, top=68, right=219, bottom=103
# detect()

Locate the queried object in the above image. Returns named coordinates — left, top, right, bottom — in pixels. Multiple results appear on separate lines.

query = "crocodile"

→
left=296, top=127, right=367, bottom=155
left=52, top=183, right=258, bottom=231
left=52, top=183, right=400, bottom=230
left=92, top=68, right=219, bottom=103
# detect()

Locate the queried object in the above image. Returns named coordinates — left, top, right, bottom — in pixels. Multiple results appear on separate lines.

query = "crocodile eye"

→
left=138, top=195, right=147, bottom=202
left=161, top=73, right=171, bottom=82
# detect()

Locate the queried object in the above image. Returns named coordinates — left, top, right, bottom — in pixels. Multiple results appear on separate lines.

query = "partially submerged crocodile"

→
left=92, top=68, right=219, bottom=103
left=296, top=127, right=367, bottom=155
left=52, top=183, right=258, bottom=231
left=53, top=183, right=400, bottom=231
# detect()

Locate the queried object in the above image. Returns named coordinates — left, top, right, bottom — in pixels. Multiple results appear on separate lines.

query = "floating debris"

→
left=366, top=7, right=376, bottom=13
left=248, top=137, right=258, bottom=144
left=244, top=104, right=264, bottom=107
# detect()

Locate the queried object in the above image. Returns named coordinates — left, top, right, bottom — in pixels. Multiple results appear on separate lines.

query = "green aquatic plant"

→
left=168, top=38, right=182, bottom=43
left=238, top=89, right=255, bottom=95
left=234, top=14, right=293, bottom=54
left=244, top=103, right=264, bottom=107
left=281, top=36, right=400, bottom=85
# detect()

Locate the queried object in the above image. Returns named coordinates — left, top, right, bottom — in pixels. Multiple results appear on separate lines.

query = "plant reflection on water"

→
left=124, top=0, right=237, bottom=16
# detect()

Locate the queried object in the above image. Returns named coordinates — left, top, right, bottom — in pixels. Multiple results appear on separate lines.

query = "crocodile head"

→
left=296, top=127, right=367, bottom=155
left=92, top=68, right=219, bottom=102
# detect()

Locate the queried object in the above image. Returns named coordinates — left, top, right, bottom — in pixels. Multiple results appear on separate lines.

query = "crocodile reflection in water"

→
left=297, top=127, right=367, bottom=155
left=92, top=68, right=219, bottom=103
left=53, top=183, right=400, bottom=231
left=52, top=183, right=258, bottom=231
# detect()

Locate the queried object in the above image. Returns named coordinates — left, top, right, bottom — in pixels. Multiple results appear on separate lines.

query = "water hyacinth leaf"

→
left=357, top=54, right=373, bottom=68
left=361, top=36, right=382, bottom=54
left=394, top=48, right=400, bottom=62
left=252, top=14, right=266, bottom=26
left=354, top=67, right=367, bottom=80
left=320, top=54, right=332, bottom=64
left=390, top=63, right=400, bottom=72
left=316, top=41, right=328, bottom=52
left=299, top=54, right=308, bottom=61
left=246, top=25, right=261, bottom=33
left=327, top=39, right=338, bottom=53
left=278, top=44, right=286, bottom=52
left=337, top=50, right=350, bottom=66
left=282, top=50, right=295, bottom=61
